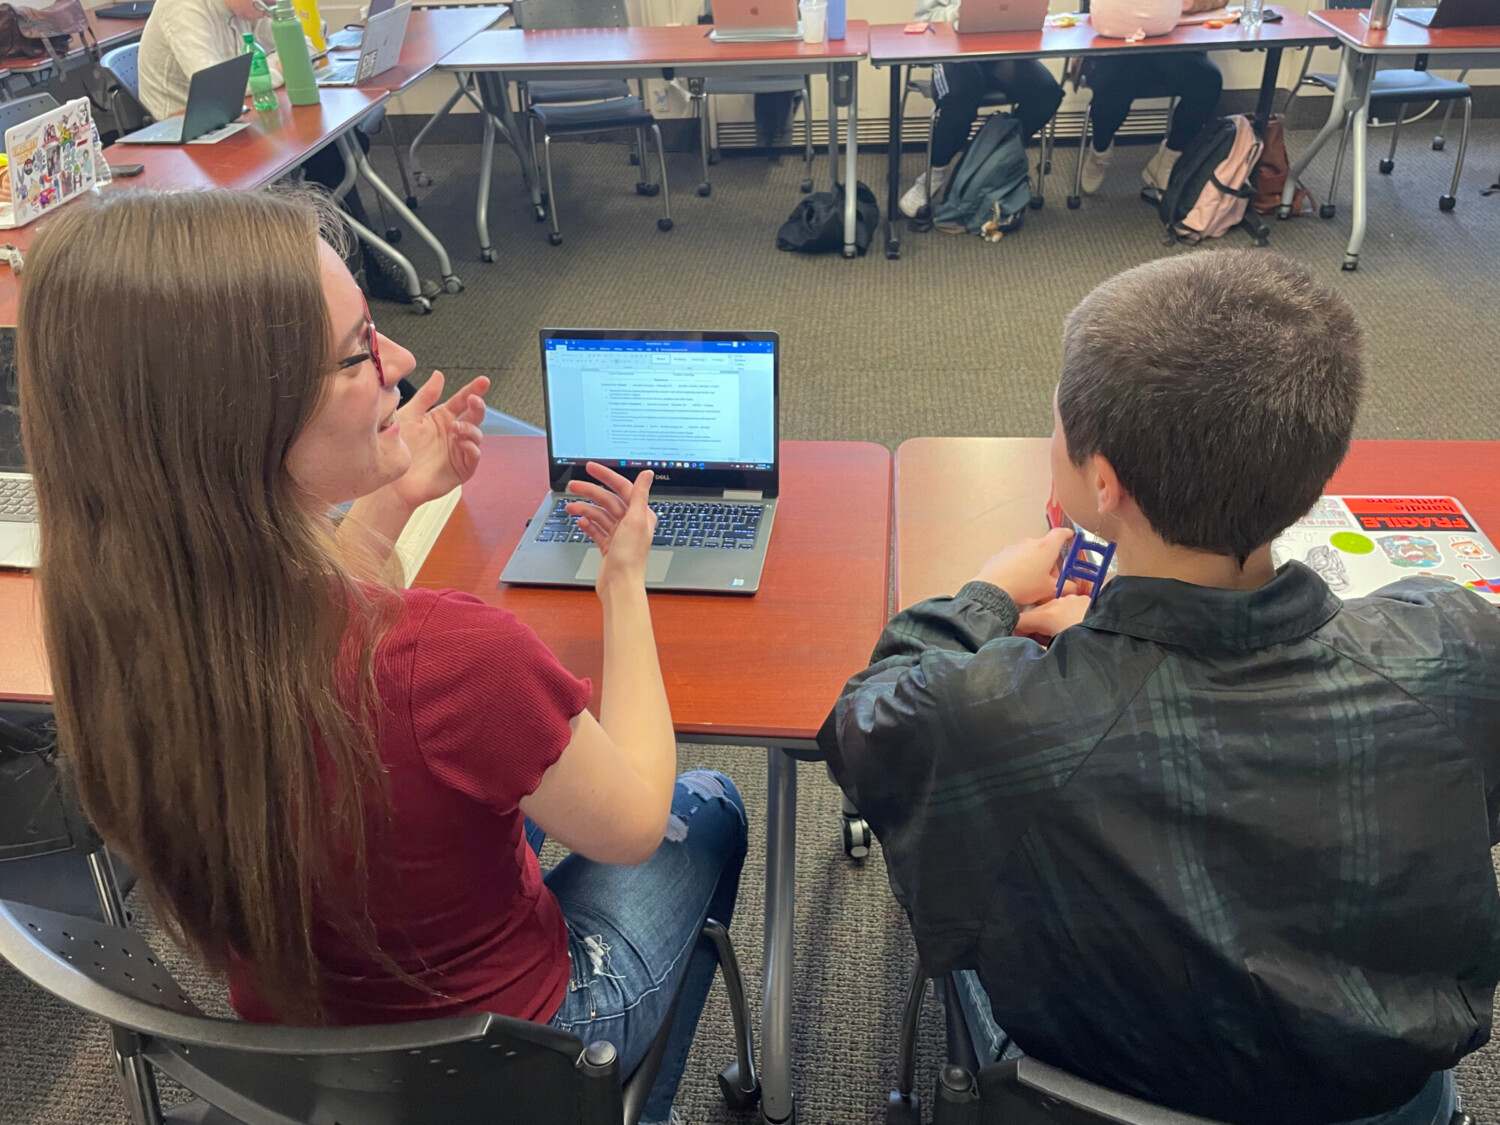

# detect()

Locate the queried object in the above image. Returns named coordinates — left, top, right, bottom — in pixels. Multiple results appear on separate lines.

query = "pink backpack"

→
left=1160, top=115, right=1264, bottom=243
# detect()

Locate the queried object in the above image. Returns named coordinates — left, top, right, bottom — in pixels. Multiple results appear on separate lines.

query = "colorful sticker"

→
left=1377, top=534, right=1442, bottom=569
left=1298, top=497, right=1356, bottom=529
left=1462, top=564, right=1500, bottom=597
left=1329, top=531, right=1375, bottom=555
left=1449, top=536, right=1493, bottom=562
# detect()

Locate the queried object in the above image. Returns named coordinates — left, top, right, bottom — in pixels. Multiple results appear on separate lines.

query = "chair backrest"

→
left=0, top=92, right=61, bottom=156
left=101, top=41, right=141, bottom=98
left=0, top=898, right=629, bottom=1125
left=512, top=0, right=628, bottom=31
left=934, top=1057, right=1229, bottom=1125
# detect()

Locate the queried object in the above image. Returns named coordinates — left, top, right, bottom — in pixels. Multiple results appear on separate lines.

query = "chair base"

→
left=1439, top=194, right=1456, bottom=212
left=886, top=1090, right=921, bottom=1125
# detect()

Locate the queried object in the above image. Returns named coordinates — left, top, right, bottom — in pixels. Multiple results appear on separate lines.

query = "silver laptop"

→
left=324, top=0, right=396, bottom=49
left=0, top=352, right=38, bottom=570
left=318, top=1, right=412, bottom=86
left=707, top=0, right=801, bottom=42
left=955, top=0, right=1050, bottom=34
left=501, top=329, right=780, bottom=595
left=119, top=52, right=252, bottom=143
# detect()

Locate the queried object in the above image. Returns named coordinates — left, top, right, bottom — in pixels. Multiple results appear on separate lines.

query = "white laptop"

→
left=318, top=1, right=412, bottom=86
left=501, top=329, right=780, bottom=595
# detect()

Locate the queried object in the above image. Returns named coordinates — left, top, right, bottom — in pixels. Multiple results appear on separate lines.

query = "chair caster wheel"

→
left=442, top=275, right=464, bottom=294
left=1066, top=195, right=1080, bottom=209
left=480, top=248, right=496, bottom=263
left=637, top=181, right=660, bottom=197
left=420, top=279, right=441, bottom=300
left=411, top=296, right=433, bottom=315
left=657, top=218, right=673, bottom=231
left=1378, top=158, right=1394, bottom=174
left=1319, top=203, right=1337, bottom=219
left=1439, top=194, right=1456, bottom=212
left=405, top=195, right=419, bottom=209
left=800, top=178, right=813, bottom=193
left=1432, top=136, right=1446, bottom=151
left=1341, top=255, right=1358, bottom=271
left=384, top=227, right=402, bottom=244
left=842, top=815, right=871, bottom=860
left=697, top=182, right=711, bottom=197
left=1277, top=205, right=1291, bottom=220
left=1029, top=195, right=1043, bottom=210
left=886, top=1091, right=921, bottom=1125
left=548, top=232, right=563, bottom=246
left=415, top=172, right=434, bottom=188
left=842, top=248, right=856, bottom=259
left=718, top=1061, right=761, bottom=1111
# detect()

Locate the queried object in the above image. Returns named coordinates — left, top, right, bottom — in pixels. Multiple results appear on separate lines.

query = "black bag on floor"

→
left=775, top=182, right=879, bottom=256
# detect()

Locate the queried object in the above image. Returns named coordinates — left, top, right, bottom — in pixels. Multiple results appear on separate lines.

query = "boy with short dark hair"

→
left=821, top=251, right=1500, bottom=1125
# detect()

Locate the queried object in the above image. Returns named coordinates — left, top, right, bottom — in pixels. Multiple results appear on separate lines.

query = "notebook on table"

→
left=1271, top=495, right=1500, bottom=603
left=501, top=329, right=780, bottom=595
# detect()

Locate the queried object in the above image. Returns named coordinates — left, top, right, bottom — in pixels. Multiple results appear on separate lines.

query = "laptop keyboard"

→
left=535, top=498, right=764, bottom=550
left=0, top=475, right=36, bottom=522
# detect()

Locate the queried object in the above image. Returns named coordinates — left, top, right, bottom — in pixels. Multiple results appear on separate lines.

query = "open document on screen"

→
left=544, top=338, right=775, bottom=469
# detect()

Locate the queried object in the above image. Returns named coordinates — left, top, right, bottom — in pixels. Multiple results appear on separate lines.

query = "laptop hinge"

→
left=723, top=489, right=764, bottom=501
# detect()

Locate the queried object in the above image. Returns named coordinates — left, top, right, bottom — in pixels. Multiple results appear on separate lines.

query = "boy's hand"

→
left=971, top=527, right=1075, bottom=606
left=1016, top=595, right=1091, bottom=640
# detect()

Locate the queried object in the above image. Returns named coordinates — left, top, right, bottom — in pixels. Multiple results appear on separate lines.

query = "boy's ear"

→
left=1092, top=454, right=1127, bottom=516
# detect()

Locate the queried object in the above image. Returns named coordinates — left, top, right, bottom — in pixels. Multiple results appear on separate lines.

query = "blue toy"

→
left=1055, top=532, right=1117, bottom=603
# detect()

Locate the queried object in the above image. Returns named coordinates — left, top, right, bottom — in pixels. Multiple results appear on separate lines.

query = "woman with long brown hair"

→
left=18, top=189, right=746, bottom=1125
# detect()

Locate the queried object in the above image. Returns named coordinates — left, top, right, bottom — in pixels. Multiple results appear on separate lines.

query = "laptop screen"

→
left=540, top=329, right=779, bottom=495
left=0, top=329, right=23, bottom=473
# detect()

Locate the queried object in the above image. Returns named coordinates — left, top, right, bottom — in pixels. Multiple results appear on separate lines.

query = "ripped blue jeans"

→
left=538, top=770, right=748, bottom=1125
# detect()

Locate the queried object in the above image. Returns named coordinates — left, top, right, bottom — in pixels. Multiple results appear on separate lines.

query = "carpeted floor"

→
left=3, top=119, right=1499, bottom=1125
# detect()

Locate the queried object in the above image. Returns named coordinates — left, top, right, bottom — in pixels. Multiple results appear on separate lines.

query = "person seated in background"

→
left=19, top=189, right=747, bottom=1125
left=1078, top=0, right=1224, bottom=199
left=899, top=0, right=1064, bottom=218
left=137, top=0, right=408, bottom=300
left=821, top=251, right=1500, bottom=1125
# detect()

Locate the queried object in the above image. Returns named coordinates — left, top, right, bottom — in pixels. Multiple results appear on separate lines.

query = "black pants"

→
left=930, top=59, right=1063, bottom=167
left=1087, top=51, right=1223, bottom=153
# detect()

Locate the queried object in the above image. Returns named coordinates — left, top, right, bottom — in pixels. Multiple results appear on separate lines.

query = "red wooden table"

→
left=867, top=12, right=1339, bottom=258
left=893, top=437, right=1500, bottom=609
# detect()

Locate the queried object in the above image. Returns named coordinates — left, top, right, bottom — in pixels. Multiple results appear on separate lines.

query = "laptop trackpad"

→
left=574, top=548, right=672, bottom=583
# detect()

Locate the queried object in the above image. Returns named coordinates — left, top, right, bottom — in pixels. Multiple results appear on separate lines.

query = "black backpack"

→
left=1157, top=116, right=1240, bottom=230
left=775, top=182, right=879, bottom=256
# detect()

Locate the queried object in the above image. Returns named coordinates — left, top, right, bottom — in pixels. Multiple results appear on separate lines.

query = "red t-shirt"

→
left=228, top=587, right=591, bottom=1026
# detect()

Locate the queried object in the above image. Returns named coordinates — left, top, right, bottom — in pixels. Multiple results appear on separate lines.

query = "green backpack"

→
left=931, top=114, right=1031, bottom=238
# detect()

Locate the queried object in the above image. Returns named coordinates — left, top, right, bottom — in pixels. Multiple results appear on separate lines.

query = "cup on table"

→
left=1239, top=0, right=1264, bottom=30
left=800, top=0, right=827, bottom=43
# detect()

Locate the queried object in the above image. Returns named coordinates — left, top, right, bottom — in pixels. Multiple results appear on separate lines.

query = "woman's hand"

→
left=565, top=462, right=658, bottom=597
left=388, top=372, right=489, bottom=511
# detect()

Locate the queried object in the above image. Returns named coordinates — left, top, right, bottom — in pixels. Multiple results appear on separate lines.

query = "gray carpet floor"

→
left=3, top=119, right=1499, bottom=1124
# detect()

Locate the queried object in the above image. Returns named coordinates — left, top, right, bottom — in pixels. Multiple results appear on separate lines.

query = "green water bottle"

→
left=270, top=0, right=319, bottom=106
left=244, top=33, right=278, bottom=112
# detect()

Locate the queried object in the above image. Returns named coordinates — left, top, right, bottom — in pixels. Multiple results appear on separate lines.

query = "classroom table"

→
left=892, top=436, right=1500, bottom=609
left=868, top=12, right=1338, bottom=260
left=413, top=435, right=892, bottom=1125
left=1284, top=8, right=1500, bottom=271
left=0, top=10, right=144, bottom=100
left=437, top=23, right=871, bottom=259
left=320, top=5, right=506, bottom=308
left=0, top=87, right=388, bottom=326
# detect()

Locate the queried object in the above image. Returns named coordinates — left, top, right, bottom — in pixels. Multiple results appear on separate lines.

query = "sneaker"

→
left=1080, top=144, right=1113, bottom=195
left=1141, top=141, right=1182, bottom=196
left=898, top=162, right=951, bottom=219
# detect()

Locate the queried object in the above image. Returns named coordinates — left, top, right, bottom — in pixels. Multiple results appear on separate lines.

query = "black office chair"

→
left=0, top=701, right=133, bottom=926
left=1282, top=0, right=1471, bottom=215
left=887, top=966, right=1478, bottom=1125
left=0, top=897, right=760, bottom=1125
left=99, top=42, right=154, bottom=135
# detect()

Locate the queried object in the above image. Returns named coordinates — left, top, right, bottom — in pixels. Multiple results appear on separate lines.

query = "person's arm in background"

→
left=915, top=0, right=961, bottom=23
left=520, top=464, right=678, bottom=864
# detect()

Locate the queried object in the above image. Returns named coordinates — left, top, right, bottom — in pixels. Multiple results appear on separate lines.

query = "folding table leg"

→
left=836, top=62, right=859, bottom=259
left=885, top=64, right=904, bottom=260
left=341, top=134, right=462, bottom=297
left=1342, top=63, right=1373, bottom=271
left=1281, top=45, right=1357, bottom=215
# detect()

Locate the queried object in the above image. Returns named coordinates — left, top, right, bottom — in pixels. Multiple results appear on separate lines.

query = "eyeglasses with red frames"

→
left=333, top=296, right=386, bottom=388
